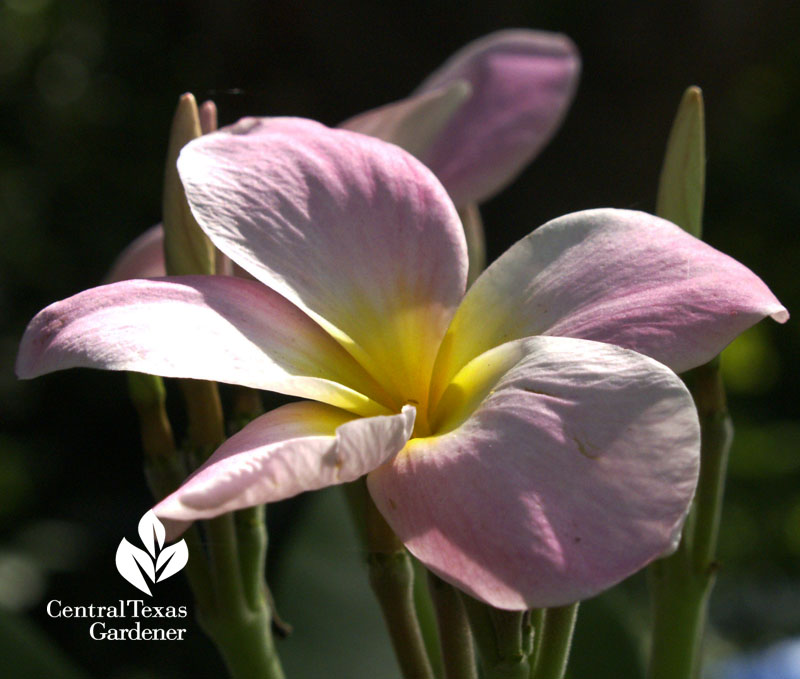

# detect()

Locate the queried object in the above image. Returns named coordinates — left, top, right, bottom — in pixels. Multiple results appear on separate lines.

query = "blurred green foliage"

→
left=1, top=1, right=798, bottom=677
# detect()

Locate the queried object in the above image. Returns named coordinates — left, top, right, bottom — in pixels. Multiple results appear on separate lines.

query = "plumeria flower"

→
left=17, top=118, right=787, bottom=609
left=106, top=29, right=580, bottom=283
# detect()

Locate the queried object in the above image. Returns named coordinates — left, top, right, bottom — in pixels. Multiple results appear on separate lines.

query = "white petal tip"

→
left=771, top=307, right=790, bottom=324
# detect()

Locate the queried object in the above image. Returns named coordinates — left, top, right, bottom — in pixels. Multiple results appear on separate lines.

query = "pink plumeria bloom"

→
left=17, top=118, right=786, bottom=610
left=106, top=29, right=580, bottom=283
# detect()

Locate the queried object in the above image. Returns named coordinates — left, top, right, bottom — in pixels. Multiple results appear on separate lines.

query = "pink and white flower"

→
left=17, top=118, right=786, bottom=610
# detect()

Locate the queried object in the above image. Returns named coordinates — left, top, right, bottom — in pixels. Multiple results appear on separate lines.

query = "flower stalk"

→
left=360, top=480, right=435, bottom=679
left=529, top=604, right=579, bottom=679
left=647, top=358, right=731, bottom=679
left=427, top=572, right=477, bottom=679
left=647, top=86, right=728, bottom=679
left=461, top=595, right=530, bottom=679
left=342, top=478, right=438, bottom=678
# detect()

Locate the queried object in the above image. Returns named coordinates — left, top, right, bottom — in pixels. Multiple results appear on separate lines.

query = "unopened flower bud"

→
left=656, top=86, right=705, bottom=237
left=163, top=93, right=216, bottom=275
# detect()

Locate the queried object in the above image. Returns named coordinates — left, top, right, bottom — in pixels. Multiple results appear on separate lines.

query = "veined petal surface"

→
left=414, top=29, right=580, bottom=206
left=155, top=402, right=415, bottom=520
left=178, top=117, right=468, bottom=411
left=16, top=276, right=392, bottom=416
left=105, top=224, right=166, bottom=282
left=435, top=209, right=788, bottom=393
left=369, top=336, right=700, bottom=610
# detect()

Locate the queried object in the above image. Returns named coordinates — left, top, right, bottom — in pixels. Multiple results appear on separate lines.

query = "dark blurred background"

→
left=1, top=1, right=798, bottom=677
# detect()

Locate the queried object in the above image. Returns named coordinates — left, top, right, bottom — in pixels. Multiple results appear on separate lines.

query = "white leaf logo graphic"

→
left=156, top=541, right=189, bottom=582
left=138, top=510, right=165, bottom=557
left=116, top=512, right=188, bottom=595
left=116, top=539, right=155, bottom=596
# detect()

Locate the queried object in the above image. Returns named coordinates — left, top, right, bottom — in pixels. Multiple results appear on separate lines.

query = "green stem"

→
left=687, top=360, right=732, bottom=575
left=197, top=505, right=283, bottom=678
left=180, top=378, right=226, bottom=454
left=647, top=555, right=708, bottom=679
left=343, top=480, right=436, bottom=678
left=427, top=572, right=477, bottom=679
left=490, top=609, right=526, bottom=666
left=205, top=514, right=247, bottom=609
left=235, top=506, right=268, bottom=611
left=646, top=358, right=731, bottom=679
left=413, top=558, right=446, bottom=678
left=529, top=609, right=545, bottom=661
left=367, top=516, right=433, bottom=679
left=127, top=372, right=176, bottom=459
left=461, top=595, right=529, bottom=679
left=355, top=481, right=434, bottom=679
left=199, top=604, right=284, bottom=679
left=369, top=550, right=436, bottom=679
left=529, top=604, right=579, bottom=679
left=227, top=389, right=277, bottom=618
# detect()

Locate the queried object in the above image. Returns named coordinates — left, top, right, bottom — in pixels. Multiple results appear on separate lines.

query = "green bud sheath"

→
left=656, top=86, right=705, bottom=238
left=163, top=93, right=216, bottom=276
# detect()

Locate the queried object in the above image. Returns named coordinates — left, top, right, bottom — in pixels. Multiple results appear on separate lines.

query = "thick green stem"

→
left=529, top=604, right=578, bottom=679
left=529, top=609, right=545, bottom=661
left=199, top=603, right=284, bottom=679
left=646, top=359, right=731, bottom=679
left=205, top=514, right=247, bottom=609
left=365, top=493, right=435, bottom=679
left=413, top=558, right=445, bottom=678
left=227, top=389, right=274, bottom=615
left=687, top=361, right=732, bottom=576
left=343, top=479, right=435, bottom=678
left=235, top=505, right=269, bottom=611
left=192, top=479, right=284, bottom=677
left=369, top=550, right=436, bottom=679
left=127, top=372, right=175, bottom=460
left=428, top=572, right=477, bottom=679
left=179, top=378, right=225, bottom=454
left=647, top=554, right=709, bottom=679
left=461, top=595, right=529, bottom=679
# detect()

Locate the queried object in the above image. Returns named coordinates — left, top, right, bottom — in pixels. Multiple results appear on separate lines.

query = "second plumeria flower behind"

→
left=17, top=118, right=787, bottom=610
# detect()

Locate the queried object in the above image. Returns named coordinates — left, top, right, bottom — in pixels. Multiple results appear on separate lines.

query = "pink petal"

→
left=105, top=224, right=166, bottom=282
left=16, top=276, right=393, bottom=416
left=369, top=336, right=700, bottom=610
left=178, top=117, right=467, bottom=412
left=155, top=402, right=415, bottom=520
left=341, top=81, right=472, bottom=162
left=436, top=209, right=788, bottom=391
left=413, top=30, right=580, bottom=205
